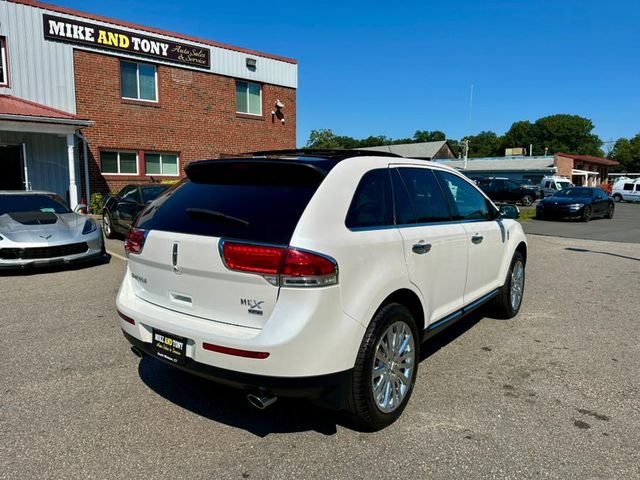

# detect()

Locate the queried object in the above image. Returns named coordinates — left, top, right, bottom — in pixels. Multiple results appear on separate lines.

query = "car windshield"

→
left=0, top=194, right=70, bottom=216
left=554, top=188, right=592, bottom=198
left=141, top=185, right=169, bottom=203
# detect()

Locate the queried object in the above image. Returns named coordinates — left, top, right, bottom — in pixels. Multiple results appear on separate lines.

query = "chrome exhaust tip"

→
left=247, top=393, right=278, bottom=410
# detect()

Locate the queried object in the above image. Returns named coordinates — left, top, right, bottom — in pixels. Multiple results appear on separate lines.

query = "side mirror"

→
left=74, top=203, right=87, bottom=214
left=499, top=204, right=520, bottom=219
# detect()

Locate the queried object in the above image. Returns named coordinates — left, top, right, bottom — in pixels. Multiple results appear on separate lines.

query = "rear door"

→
left=434, top=170, right=506, bottom=303
left=128, top=161, right=325, bottom=329
left=391, top=166, right=467, bottom=324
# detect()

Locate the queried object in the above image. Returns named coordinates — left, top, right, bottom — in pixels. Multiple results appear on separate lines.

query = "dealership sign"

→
left=43, top=14, right=211, bottom=69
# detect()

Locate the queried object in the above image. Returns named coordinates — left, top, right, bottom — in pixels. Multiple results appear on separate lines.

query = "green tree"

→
left=609, top=134, right=640, bottom=172
left=305, top=129, right=358, bottom=149
left=501, top=120, right=539, bottom=154
left=413, top=130, right=446, bottom=143
left=534, top=114, right=603, bottom=156
left=466, top=131, right=502, bottom=157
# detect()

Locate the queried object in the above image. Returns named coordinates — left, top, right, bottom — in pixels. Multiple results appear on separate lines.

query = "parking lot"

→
left=1, top=231, right=639, bottom=479
left=522, top=202, right=640, bottom=244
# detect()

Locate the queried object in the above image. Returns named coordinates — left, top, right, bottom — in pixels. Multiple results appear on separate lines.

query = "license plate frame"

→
left=152, top=329, right=187, bottom=365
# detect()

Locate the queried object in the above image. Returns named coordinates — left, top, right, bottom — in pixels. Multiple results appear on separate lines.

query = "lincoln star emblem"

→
left=39, top=235, right=52, bottom=239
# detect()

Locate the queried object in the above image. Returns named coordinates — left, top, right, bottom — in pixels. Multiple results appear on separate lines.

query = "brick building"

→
left=0, top=0, right=297, bottom=208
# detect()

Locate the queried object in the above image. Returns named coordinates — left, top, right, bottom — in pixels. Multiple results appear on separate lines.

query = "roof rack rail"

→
left=248, top=148, right=403, bottom=159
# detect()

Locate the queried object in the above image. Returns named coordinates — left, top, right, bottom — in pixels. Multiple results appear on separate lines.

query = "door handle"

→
left=471, top=235, right=484, bottom=244
left=412, top=242, right=432, bottom=254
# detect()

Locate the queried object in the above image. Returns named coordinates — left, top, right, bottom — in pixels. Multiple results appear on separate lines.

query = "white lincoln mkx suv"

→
left=116, top=149, right=527, bottom=430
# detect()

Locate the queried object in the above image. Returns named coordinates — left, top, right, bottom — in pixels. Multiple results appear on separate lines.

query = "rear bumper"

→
left=123, top=330, right=353, bottom=408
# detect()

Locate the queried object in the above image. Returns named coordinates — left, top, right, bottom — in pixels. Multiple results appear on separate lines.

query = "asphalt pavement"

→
left=1, top=235, right=639, bottom=479
left=522, top=202, right=640, bottom=243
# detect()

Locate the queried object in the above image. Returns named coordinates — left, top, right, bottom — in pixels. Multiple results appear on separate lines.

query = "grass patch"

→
left=518, top=207, right=537, bottom=223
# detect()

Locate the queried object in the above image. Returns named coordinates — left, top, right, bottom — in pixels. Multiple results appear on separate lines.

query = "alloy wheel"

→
left=371, top=321, right=416, bottom=413
left=510, top=260, right=525, bottom=311
left=103, top=213, right=111, bottom=236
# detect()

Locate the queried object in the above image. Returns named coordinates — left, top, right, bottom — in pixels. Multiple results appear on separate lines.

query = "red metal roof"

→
left=0, top=95, right=85, bottom=120
left=556, top=153, right=620, bottom=167
left=10, top=0, right=298, bottom=65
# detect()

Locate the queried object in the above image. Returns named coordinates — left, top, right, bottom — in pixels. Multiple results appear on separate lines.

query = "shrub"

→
left=89, top=192, right=105, bottom=215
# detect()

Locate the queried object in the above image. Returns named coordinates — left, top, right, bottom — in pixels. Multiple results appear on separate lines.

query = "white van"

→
left=540, top=176, right=574, bottom=197
left=611, top=178, right=640, bottom=202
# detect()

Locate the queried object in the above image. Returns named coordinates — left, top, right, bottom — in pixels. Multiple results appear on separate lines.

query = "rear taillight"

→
left=125, top=228, right=148, bottom=255
left=221, top=241, right=338, bottom=287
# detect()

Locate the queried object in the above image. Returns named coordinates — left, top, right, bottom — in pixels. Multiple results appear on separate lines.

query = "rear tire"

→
left=102, top=211, right=115, bottom=239
left=613, top=194, right=622, bottom=203
left=490, top=251, right=525, bottom=319
left=521, top=195, right=533, bottom=206
left=346, top=303, right=419, bottom=431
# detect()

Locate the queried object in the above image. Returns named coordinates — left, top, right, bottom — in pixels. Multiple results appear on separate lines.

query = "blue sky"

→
left=56, top=0, right=640, bottom=148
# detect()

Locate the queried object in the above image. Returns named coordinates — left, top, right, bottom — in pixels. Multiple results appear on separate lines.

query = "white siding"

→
left=0, top=1, right=77, bottom=112
left=0, top=130, right=76, bottom=200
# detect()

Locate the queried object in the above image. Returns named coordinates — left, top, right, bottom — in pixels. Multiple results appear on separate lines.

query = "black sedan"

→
left=102, top=184, right=170, bottom=238
left=535, top=187, right=614, bottom=222
left=476, top=178, right=539, bottom=206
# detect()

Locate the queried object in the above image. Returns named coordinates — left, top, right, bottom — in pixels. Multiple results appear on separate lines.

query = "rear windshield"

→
left=135, top=161, right=325, bottom=245
left=0, top=194, right=70, bottom=216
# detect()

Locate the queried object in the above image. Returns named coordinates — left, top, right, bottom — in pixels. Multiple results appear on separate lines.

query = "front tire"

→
left=605, top=203, right=614, bottom=219
left=346, top=303, right=419, bottom=430
left=581, top=205, right=592, bottom=222
left=490, top=251, right=525, bottom=319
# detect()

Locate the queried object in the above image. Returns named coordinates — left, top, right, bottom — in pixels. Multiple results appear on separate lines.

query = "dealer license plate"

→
left=152, top=329, right=187, bottom=364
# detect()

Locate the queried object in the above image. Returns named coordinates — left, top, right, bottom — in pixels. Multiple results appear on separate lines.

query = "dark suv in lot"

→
left=476, top=178, right=539, bottom=206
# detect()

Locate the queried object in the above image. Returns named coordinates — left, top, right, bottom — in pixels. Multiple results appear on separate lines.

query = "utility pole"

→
left=462, top=138, right=470, bottom=170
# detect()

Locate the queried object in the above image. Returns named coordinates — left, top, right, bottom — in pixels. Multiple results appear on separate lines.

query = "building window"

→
left=145, top=152, right=179, bottom=176
left=0, top=37, right=8, bottom=86
left=121, top=61, right=157, bottom=102
left=236, top=80, right=261, bottom=115
left=101, top=151, right=138, bottom=175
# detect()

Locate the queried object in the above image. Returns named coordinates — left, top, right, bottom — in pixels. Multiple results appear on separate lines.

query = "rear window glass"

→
left=141, top=185, right=169, bottom=203
left=135, top=161, right=325, bottom=245
left=0, top=194, right=70, bottom=216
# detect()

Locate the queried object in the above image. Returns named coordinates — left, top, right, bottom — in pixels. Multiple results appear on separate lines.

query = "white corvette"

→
left=0, top=191, right=104, bottom=269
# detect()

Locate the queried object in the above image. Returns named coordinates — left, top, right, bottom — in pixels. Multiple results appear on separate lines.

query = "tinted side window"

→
left=391, top=169, right=417, bottom=225
left=345, top=169, right=394, bottom=228
left=396, top=168, right=451, bottom=223
left=506, top=180, right=520, bottom=190
left=623, top=183, right=633, bottom=191
left=434, top=171, right=493, bottom=221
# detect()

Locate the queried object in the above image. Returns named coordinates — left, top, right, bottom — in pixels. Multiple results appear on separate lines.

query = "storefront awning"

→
left=0, top=95, right=93, bottom=133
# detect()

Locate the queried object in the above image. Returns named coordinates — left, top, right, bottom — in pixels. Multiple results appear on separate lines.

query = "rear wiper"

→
left=186, top=208, right=250, bottom=227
